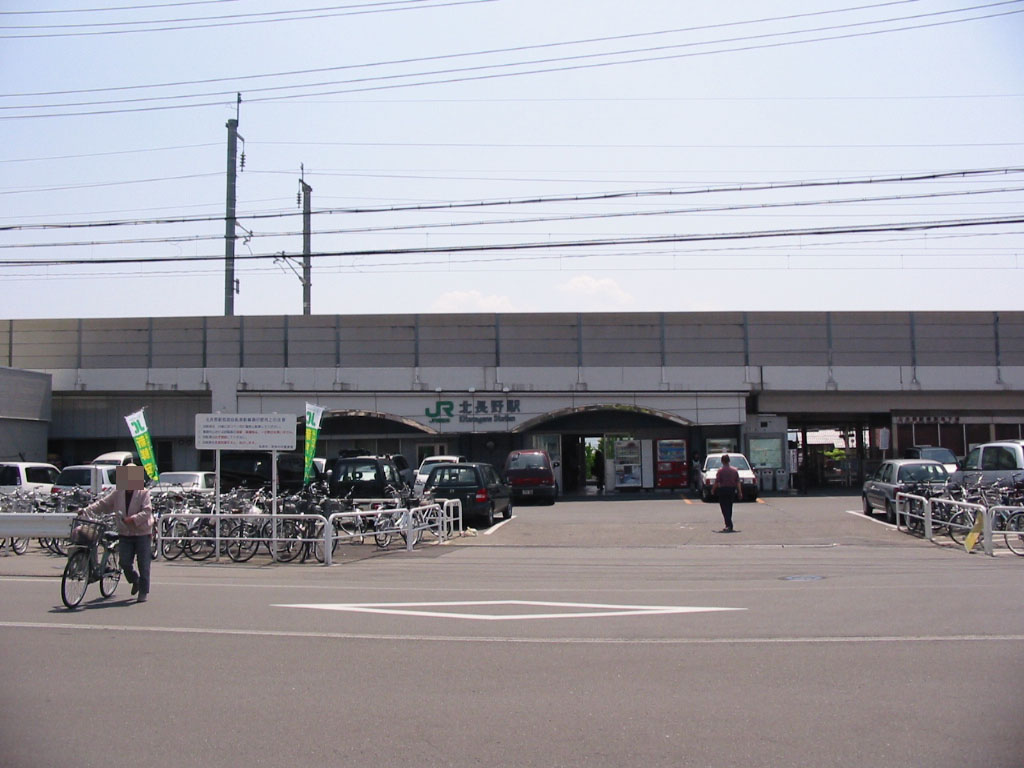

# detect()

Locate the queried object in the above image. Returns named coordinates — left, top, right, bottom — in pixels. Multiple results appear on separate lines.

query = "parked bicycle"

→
left=60, top=514, right=120, bottom=609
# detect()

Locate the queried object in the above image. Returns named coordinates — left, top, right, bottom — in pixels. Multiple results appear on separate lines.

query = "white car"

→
left=150, top=471, right=217, bottom=494
left=413, top=454, right=468, bottom=497
left=92, top=451, right=137, bottom=466
left=52, top=464, right=117, bottom=493
left=0, top=462, right=61, bottom=494
left=697, top=453, right=758, bottom=502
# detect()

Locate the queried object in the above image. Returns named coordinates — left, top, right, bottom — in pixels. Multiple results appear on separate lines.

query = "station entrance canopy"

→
left=242, top=392, right=748, bottom=435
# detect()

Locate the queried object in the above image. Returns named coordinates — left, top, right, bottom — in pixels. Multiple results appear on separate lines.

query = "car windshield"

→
left=507, top=453, right=547, bottom=470
left=56, top=468, right=100, bottom=486
left=427, top=466, right=477, bottom=487
left=334, top=460, right=381, bottom=483
left=418, top=461, right=450, bottom=477
left=897, top=464, right=948, bottom=483
left=918, top=448, right=957, bottom=464
left=705, top=455, right=750, bottom=471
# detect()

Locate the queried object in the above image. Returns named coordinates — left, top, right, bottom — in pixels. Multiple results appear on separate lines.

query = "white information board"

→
left=195, top=414, right=296, bottom=451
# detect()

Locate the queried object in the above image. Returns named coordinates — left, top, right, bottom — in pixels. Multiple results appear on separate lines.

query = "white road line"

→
left=2, top=621, right=1023, bottom=645
left=483, top=515, right=515, bottom=535
left=274, top=599, right=744, bottom=621
left=845, top=509, right=898, bottom=529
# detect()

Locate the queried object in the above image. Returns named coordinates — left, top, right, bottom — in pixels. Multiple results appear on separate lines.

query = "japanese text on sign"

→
left=195, top=414, right=296, bottom=451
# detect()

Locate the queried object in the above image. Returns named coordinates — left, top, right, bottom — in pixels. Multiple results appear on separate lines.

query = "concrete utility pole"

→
left=224, top=95, right=243, bottom=316
left=300, top=168, right=312, bottom=316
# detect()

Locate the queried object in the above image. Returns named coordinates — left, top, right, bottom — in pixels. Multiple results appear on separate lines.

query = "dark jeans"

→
left=120, top=534, right=152, bottom=595
left=717, top=487, right=737, bottom=530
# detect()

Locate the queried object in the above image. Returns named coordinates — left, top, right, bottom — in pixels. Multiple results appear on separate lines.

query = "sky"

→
left=1, top=0, right=1022, bottom=320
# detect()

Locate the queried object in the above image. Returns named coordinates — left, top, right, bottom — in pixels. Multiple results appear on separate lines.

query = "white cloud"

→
left=558, top=275, right=634, bottom=307
left=429, top=290, right=520, bottom=313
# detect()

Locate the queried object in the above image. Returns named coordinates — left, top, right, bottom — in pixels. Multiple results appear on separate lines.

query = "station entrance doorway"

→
left=517, top=404, right=696, bottom=497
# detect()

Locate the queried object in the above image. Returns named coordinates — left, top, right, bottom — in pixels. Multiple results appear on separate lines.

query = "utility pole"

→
left=300, top=165, right=312, bottom=315
left=224, top=94, right=243, bottom=316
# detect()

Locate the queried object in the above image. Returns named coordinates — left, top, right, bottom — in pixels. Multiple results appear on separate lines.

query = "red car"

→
left=503, top=449, right=558, bottom=505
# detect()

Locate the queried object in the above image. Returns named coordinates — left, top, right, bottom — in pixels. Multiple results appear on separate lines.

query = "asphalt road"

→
left=2, top=493, right=1023, bottom=768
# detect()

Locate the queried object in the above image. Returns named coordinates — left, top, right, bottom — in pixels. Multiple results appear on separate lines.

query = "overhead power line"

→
left=2, top=166, right=1020, bottom=231
left=2, top=214, right=1022, bottom=268
left=2, top=1, right=1020, bottom=117
left=0, top=0, right=495, bottom=38
left=5, top=184, right=1024, bottom=249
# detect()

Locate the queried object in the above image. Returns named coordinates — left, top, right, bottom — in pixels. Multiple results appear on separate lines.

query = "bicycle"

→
left=60, top=515, right=121, bottom=609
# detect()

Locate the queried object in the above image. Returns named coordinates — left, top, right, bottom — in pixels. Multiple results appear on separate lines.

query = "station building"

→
left=3, top=311, right=1024, bottom=493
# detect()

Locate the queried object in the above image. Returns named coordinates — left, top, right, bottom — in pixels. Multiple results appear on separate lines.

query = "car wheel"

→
left=502, top=500, right=512, bottom=520
left=884, top=499, right=896, bottom=524
left=862, top=496, right=872, bottom=515
left=484, top=504, right=495, bottom=528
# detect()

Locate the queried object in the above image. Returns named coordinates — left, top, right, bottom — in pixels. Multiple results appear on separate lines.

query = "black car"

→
left=424, top=462, right=511, bottom=527
left=329, top=455, right=406, bottom=499
left=212, top=451, right=322, bottom=492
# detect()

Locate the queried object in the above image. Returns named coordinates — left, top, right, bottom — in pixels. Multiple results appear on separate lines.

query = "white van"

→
left=0, top=462, right=61, bottom=494
left=92, top=451, right=138, bottom=466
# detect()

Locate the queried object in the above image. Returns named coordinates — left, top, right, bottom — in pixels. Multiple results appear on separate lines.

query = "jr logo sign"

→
left=426, top=401, right=455, bottom=424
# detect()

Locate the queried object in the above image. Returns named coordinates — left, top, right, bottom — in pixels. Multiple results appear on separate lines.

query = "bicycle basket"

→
left=70, top=518, right=104, bottom=546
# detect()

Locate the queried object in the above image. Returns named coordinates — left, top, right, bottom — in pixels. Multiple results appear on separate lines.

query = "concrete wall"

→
left=0, top=367, right=51, bottom=462
left=5, top=312, right=1022, bottom=371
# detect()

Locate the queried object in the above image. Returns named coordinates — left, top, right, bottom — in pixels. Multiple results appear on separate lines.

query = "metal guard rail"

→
left=156, top=498, right=463, bottom=566
left=895, top=492, right=1024, bottom=556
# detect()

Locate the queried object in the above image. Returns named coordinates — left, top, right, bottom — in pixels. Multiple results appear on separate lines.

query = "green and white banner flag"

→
left=303, top=403, right=325, bottom=483
left=125, top=408, right=160, bottom=482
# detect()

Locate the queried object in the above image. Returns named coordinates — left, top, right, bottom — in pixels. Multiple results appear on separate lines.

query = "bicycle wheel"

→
left=1003, top=511, right=1024, bottom=556
left=11, top=537, right=29, bottom=555
left=99, top=548, right=120, bottom=597
left=225, top=521, right=259, bottom=563
left=374, top=515, right=393, bottom=548
left=61, top=550, right=90, bottom=609
left=185, top=521, right=216, bottom=561
left=161, top=520, right=187, bottom=560
left=335, top=515, right=364, bottom=545
left=272, top=520, right=304, bottom=563
left=949, top=510, right=974, bottom=546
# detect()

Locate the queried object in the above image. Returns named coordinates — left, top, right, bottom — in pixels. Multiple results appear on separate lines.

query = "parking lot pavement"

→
left=2, top=495, right=1023, bottom=768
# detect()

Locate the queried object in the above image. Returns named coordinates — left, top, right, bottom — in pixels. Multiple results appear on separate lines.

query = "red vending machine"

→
left=655, top=439, right=688, bottom=489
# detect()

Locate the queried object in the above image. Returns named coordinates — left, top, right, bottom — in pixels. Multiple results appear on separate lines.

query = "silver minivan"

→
left=951, top=440, right=1024, bottom=486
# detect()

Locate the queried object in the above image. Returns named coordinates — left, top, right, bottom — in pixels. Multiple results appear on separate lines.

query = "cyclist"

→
left=82, top=464, right=154, bottom=603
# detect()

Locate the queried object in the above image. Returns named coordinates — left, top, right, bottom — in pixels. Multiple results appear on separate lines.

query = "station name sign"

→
left=426, top=398, right=521, bottom=426
left=195, top=413, right=296, bottom=451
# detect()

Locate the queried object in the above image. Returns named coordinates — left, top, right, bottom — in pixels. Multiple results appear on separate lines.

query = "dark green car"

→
left=424, top=462, right=511, bottom=528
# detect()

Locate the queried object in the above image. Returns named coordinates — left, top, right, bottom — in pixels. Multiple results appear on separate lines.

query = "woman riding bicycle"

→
left=82, top=464, right=154, bottom=603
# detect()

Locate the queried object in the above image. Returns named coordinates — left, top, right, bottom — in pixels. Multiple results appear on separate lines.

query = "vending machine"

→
left=613, top=439, right=643, bottom=489
left=655, top=439, right=688, bottom=489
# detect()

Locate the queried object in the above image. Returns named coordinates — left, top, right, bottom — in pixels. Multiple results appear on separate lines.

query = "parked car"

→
left=217, top=451, right=322, bottom=492
left=329, top=455, right=406, bottom=499
left=697, top=453, right=758, bottom=502
left=424, top=462, right=511, bottom=527
left=503, top=449, right=558, bottom=505
left=413, top=454, right=468, bottom=497
left=389, top=454, right=415, bottom=487
left=0, top=462, right=60, bottom=494
left=92, top=451, right=138, bottom=466
left=862, top=458, right=949, bottom=523
left=150, top=471, right=217, bottom=494
left=902, top=446, right=959, bottom=474
left=950, top=440, right=1024, bottom=486
left=52, top=464, right=117, bottom=493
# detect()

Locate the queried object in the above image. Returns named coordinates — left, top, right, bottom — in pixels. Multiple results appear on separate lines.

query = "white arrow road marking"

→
left=273, top=599, right=745, bottom=621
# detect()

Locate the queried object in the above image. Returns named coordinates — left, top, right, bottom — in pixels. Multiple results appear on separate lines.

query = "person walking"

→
left=711, top=453, right=742, bottom=532
left=82, top=464, right=153, bottom=602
